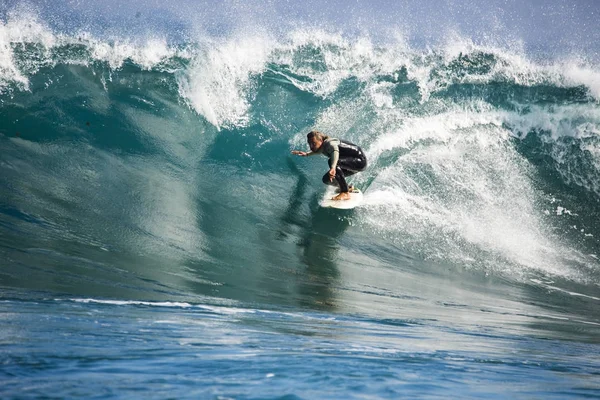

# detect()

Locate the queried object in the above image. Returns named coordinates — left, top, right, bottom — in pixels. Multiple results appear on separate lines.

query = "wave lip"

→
left=0, top=7, right=54, bottom=91
left=177, top=34, right=273, bottom=129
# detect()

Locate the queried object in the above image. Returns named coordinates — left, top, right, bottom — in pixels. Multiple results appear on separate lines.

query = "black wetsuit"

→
left=309, top=138, right=367, bottom=192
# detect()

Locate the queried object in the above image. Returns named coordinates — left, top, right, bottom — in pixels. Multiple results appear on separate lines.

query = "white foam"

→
left=403, top=32, right=600, bottom=103
left=86, top=35, right=176, bottom=70
left=66, top=299, right=256, bottom=314
left=283, top=30, right=375, bottom=96
left=503, top=102, right=600, bottom=196
left=0, top=32, right=27, bottom=92
left=529, top=280, right=600, bottom=302
left=265, top=29, right=414, bottom=102
left=177, top=33, right=274, bottom=129
left=368, top=101, right=507, bottom=158
left=561, top=60, right=600, bottom=100
left=505, top=103, right=600, bottom=141
left=68, top=298, right=193, bottom=308
left=3, top=10, right=599, bottom=127
left=360, top=100, right=593, bottom=282
left=64, top=298, right=266, bottom=315
left=0, top=7, right=56, bottom=92
left=0, top=6, right=186, bottom=94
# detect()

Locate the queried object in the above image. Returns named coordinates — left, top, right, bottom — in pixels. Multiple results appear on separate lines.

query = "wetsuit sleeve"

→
left=328, top=141, right=340, bottom=169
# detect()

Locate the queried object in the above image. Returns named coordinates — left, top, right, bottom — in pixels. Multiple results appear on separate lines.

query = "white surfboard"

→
left=319, top=187, right=363, bottom=209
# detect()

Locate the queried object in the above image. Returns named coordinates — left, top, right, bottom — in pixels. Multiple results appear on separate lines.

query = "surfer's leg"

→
left=337, top=156, right=367, bottom=174
left=340, top=169, right=356, bottom=191
left=322, top=168, right=349, bottom=192
left=342, top=169, right=357, bottom=178
left=331, top=169, right=352, bottom=200
left=334, top=156, right=366, bottom=192
left=334, top=168, right=349, bottom=192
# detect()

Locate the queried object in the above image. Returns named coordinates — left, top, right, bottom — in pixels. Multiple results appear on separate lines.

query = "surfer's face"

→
left=308, top=137, right=322, bottom=152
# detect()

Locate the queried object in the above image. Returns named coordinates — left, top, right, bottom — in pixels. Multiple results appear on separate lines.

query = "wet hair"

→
left=307, top=130, right=329, bottom=141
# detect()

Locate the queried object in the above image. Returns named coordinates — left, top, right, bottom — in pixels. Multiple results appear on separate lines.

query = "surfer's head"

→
left=307, top=130, right=328, bottom=152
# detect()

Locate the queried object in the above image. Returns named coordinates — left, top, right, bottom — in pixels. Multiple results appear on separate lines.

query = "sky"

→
left=2, top=0, right=599, bottom=57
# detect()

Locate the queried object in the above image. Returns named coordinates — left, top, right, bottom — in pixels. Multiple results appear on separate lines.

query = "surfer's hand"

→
left=328, top=168, right=336, bottom=181
left=292, top=150, right=307, bottom=156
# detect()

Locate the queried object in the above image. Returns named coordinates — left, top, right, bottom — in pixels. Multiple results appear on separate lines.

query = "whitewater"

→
left=1, top=1, right=599, bottom=398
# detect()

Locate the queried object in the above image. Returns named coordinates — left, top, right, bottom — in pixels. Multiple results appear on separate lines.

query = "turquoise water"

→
left=1, top=2, right=600, bottom=398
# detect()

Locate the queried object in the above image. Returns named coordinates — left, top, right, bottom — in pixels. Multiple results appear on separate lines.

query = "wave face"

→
left=2, top=4, right=600, bottom=302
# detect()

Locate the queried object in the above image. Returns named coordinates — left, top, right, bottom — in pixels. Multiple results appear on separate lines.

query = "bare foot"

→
left=332, top=192, right=351, bottom=201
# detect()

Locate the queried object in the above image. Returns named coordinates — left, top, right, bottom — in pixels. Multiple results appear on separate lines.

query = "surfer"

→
left=292, top=130, right=367, bottom=201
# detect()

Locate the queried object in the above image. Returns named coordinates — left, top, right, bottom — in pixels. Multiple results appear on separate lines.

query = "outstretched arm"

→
left=292, top=150, right=319, bottom=157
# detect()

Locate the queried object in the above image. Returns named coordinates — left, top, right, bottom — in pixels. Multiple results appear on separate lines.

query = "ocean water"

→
left=1, top=1, right=600, bottom=398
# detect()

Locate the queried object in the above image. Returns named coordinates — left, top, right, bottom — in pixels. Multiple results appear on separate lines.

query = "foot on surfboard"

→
left=321, top=187, right=363, bottom=209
